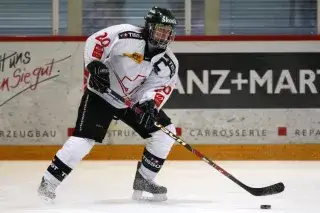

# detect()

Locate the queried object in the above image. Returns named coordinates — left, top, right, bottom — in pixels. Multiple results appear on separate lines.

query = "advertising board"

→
left=0, top=42, right=83, bottom=144
left=0, top=38, right=319, bottom=147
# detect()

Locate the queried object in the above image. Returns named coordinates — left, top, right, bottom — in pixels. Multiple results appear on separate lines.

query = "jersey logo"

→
left=153, top=53, right=176, bottom=78
left=118, top=31, right=144, bottom=40
left=123, top=52, right=144, bottom=64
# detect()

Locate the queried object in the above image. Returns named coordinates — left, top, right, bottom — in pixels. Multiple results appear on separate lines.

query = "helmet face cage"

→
left=148, top=23, right=175, bottom=49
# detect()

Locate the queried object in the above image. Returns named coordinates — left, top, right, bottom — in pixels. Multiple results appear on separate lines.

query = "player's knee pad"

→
left=56, top=136, right=95, bottom=168
left=147, top=124, right=176, bottom=159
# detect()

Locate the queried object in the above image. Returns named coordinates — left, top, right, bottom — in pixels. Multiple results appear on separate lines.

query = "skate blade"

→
left=132, top=190, right=167, bottom=202
left=38, top=194, right=55, bottom=204
left=37, top=191, right=55, bottom=204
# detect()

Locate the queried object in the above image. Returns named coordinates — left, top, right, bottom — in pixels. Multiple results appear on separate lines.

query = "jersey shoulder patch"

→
left=118, top=31, right=144, bottom=40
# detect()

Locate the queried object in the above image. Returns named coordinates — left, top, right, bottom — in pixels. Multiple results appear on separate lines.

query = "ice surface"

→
left=0, top=160, right=319, bottom=213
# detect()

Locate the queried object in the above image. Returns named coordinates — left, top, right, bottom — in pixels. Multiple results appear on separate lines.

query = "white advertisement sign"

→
left=0, top=42, right=83, bottom=144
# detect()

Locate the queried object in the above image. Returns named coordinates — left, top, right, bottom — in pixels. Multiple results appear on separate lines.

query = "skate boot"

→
left=132, top=162, right=167, bottom=202
left=37, top=177, right=57, bottom=202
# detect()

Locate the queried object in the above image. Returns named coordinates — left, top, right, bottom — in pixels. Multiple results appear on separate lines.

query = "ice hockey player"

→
left=37, top=6, right=179, bottom=202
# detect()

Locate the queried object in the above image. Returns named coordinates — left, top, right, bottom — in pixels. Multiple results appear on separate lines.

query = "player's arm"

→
left=84, top=27, right=118, bottom=92
left=133, top=55, right=179, bottom=129
left=139, top=52, right=179, bottom=109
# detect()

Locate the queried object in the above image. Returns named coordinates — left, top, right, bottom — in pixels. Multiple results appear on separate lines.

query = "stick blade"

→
left=247, top=182, right=285, bottom=196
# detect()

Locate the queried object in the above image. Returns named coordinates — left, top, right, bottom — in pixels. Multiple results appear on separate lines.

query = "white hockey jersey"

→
left=84, top=24, right=179, bottom=110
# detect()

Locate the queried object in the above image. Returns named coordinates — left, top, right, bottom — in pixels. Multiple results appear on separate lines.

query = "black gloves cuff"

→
left=87, top=60, right=109, bottom=75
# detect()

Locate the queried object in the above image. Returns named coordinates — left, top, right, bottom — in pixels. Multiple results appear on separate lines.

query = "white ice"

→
left=0, top=160, right=319, bottom=213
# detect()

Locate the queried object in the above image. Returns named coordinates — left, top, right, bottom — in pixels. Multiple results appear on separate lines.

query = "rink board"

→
left=0, top=36, right=320, bottom=160
left=0, top=144, right=320, bottom=160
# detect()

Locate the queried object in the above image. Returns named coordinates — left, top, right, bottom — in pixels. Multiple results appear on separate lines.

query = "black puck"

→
left=260, top=205, right=271, bottom=209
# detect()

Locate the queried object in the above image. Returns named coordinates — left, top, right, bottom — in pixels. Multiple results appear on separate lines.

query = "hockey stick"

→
left=104, top=87, right=285, bottom=196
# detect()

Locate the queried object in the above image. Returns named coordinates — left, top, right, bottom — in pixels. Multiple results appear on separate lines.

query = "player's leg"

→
left=37, top=90, right=117, bottom=201
left=120, top=109, right=175, bottom=201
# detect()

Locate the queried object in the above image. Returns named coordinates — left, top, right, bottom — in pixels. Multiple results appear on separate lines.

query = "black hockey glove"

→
left=86, top=60, right=110, bottom=93
left=135, top=100, right=158, bottom=130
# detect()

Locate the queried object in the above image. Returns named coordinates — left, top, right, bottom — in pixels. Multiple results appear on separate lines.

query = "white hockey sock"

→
left=44, top=136, right=95, bottom=185
left=139, top=124, right=176, bottom=180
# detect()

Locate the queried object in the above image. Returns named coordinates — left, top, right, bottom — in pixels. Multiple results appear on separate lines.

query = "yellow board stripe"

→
left=0, top=144, right=319, bottom=160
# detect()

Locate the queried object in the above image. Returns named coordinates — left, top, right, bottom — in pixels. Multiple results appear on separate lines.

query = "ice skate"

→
left=37, top=177, right=57, bottom=202
left=132, top=162, right=167, bottom=202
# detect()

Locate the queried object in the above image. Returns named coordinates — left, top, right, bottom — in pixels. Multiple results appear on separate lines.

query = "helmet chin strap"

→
left=147, top=40, right=168, bottom=54
left=147, top=40, right=159, bottom=52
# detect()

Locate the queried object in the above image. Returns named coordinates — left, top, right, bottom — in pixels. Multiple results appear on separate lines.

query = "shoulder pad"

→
left=118, top=31, right=144, bottom=40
